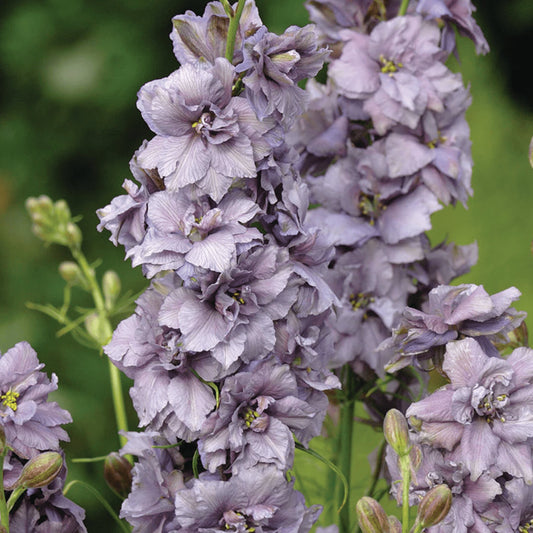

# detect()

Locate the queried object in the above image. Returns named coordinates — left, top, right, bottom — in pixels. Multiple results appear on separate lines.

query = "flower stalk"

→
left=225, top=0, right=246, bottom=62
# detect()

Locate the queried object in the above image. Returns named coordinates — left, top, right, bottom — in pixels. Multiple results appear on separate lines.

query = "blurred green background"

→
left=0, top=0, right=531, bottom=530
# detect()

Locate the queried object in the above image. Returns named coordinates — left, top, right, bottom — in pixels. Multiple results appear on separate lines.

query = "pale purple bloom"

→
left=385, top=284, right=525, bottom=372
left=0, top=342, right=72, bottom=459
left=495, top=478, right=533, bottom=533
left=406, top=338, right=533, bottom=482
left=105, top=276, right=221, bottom=441
left=198, top=359, right=325, bottom=473
left=119, top=431, right=185, bottom=533
left=126, top=189, right=263, bottom=278
left=159, top=244, right=297, bottom=370
left=136, top=58, right=274, bottom=202
left=236, top=24, right=329, bottom=122
left=170, top=0, right=263, bottom=65
left=416, top=0, right=489, bottom=55
left=330, top=16, right=463, bottom=134
left=174, top=463, right=321, bottom=531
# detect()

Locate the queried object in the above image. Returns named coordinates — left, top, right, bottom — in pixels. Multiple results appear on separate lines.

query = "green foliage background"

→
left=0, top=0, right=531, bottom=530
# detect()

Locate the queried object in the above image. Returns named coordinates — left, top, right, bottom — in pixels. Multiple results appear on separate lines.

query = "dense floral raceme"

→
left=93, top=0, right=512, bottom=531
left=0, top=342, right=87, bottom=531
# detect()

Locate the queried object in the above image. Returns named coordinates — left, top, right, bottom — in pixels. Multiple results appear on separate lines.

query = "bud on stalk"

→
left=356, top=496, right=390, bottom=533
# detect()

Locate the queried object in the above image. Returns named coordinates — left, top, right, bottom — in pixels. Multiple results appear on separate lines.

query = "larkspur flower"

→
left=406, top=338, right=533, bottom=482
left=136, top=57, right=274, bottom=202
left=198, top=359, right=325, bottom=473
left=236, top=24, right=329, bottom=122
left=329, top=16, right=463, bottom=134
left=174, top=463, right=321, bottom=531
left=385, top=283, right=525, bottom=372
left=0, top=342, right=72, bottom=459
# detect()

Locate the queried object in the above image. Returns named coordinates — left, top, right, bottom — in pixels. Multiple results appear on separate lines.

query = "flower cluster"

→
left=287, top=0, right=483, bottom=383
left=0, top=342, right=86, bottom=531
left=98, top=0, right=340, bottom=529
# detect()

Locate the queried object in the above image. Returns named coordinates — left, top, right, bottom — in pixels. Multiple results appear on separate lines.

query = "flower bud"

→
left=65, top=222, right=82, bottom=248
left=104, top=452, right=133, bottom=499
left=59, top=261, right=88, bottom=289
left=388, top=516, right=401, bottom=533
left=356, top=496, right=390, bottom=533
left=384, top=409, right=410, bottom=457
left=85, top=312, right=113, bottom=346
left=15, top=452, right=63, bottom=489
left=415, top=484, right=452, bottom=529
left=102, top=270, right=121, bottom=311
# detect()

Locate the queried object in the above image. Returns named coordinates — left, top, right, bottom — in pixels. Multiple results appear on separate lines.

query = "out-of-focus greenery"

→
left=0, top=0, right=531, bottom=531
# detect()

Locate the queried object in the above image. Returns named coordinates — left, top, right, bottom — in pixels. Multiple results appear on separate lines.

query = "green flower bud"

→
left=102, top=270, right=121, bottom=311
left=415, top=484, right=452, bottom=529
left=384, top=409, right=411, bottom=457
left=15, top=452, right=63, bottom=489
left=65, top=221, right=82, bottom=248
left=388, top=516, right=401, bottom=533
left=356, top=496, right=390, bottom=533
left=85, top=312, right=113, bottom=345
left=59, top=261, right=88, bottom=289
left=104, top=452, right=133, bottom=499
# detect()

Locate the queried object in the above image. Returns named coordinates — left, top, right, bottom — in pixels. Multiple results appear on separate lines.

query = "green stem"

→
left=0, top=448, right=10, bottom=531
left=336, top=370, right=356, bottom=533
left=6, top=487, right=25, bottom=513
left=399, top=454, right=411, bottom=533
left=225, top=0, right=246, bottom=63
left=398, top=0, right=410, bottom=16
left=365, top=439, right=386, bottom=498
left=109, top=360, right=130, bottom=451
left=70, top=246, right=129, bottom=447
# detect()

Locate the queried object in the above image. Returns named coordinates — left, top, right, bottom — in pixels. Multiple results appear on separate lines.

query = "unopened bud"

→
left=410, top=444, right=422, bottom=472
left=65, top=222, right=82, bottom=248
left=388, top=516, right=401, bottom=533
left=15, top=452, right=63, bottom=489
left=104, top=452, right=133, bottom=499
left=356, top=497, right=390, bottom=533
left=415, top=484, right=452, bottom=529
left=384, top=409, right=410, bottom=457
left=54, top=199, right=72, bottom=223
left=85, top=312, right=112, bottom=345
left=59, top=261, right=88, bottom=289
left=102, top=270, right=121, bottom=311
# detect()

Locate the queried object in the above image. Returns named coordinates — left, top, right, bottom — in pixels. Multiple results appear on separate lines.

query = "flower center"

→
left=379, top=54, right=403, bottom=75
left=359, top=193, right=385, bottom=225
left=242, top=407, right=260, bottom=427
left=477, top=393, right=508, bottom=423
left=349, top=292, right=375, bottom=311
left=223, top=510, right=256, bottom=532
left=230, top=290, right=245, bottom=305
left=519, top=520, right=533, bottom=533
left=1, top=389, right=20, bottom=411
left=427, top=132, right=448, bottom=149
left=192, top=112, right=213, bottom=134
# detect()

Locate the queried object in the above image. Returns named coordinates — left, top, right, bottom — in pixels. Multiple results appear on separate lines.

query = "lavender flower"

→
left=119, top=431, right=185, bottom=532
left=158, top=244, right=297, bottom=369
left=385, top=284, right=525, bottom=372
left=406, top=338, right=533, bottom=482
left=126, top=189, right=263, bottom=278
left=174, top=463, right=321, bottom=531
left=136, top=57, right=274, bottom=202
left=105, top=276, right=221, bottom=441
left=198, top=360, right=325, bottom=473
left=0, top=342, right=72, bottom=459
left=170, top=0, right=263, bottom=65
left=415, top=0, right=490, bottom=55
left=236, top=24, right=329, bottom=122
left=329, top=16, right=463, bottom=134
